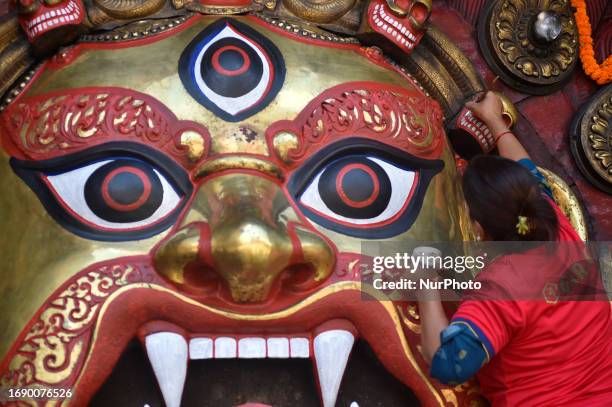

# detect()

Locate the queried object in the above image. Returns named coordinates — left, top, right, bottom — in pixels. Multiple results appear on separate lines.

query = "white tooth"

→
left=145, top=332, right=188, bottom=407
left=50, top=10, right=56, bottom=17
left=376, top=21, right=383, bottom=27
left=215, top=337, right=237, bottom=358
left=267, top=338, right=289, bottom=358
left=313, top=330, right=355, bottom=407
left=238, top=338, right=266, bottom=358
left=382, top=23, right=388, bottom=30
left=350, top=403, right=360, bottom=407
left=401, top=26, right=407, bottom=34
left=189, top=338, right=213, bottom=359
left=290, top=338, right=310, bottom=358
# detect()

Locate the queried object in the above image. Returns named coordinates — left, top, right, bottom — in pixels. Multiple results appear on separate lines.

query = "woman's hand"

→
left=466, top=91, right=530, bottom=161
left=465, top=91, right=509, bottom=139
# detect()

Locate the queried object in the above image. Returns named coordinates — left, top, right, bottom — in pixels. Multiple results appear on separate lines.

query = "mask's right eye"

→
left=11, top=142, right=192, bottom=241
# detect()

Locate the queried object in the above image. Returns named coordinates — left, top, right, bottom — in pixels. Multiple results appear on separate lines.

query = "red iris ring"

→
left=211, top=45, right=251, bottom=77
left=335, top=163, right=380, bottom=208
left=101, top=167, right=152, bottom=212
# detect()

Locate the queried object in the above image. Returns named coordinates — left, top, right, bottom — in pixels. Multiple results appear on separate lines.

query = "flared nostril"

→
left=152, top=173, right=337, bottom=303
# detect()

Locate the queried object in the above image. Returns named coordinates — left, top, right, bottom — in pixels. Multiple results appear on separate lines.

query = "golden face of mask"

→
left=0, top=16, right=473, bottom=404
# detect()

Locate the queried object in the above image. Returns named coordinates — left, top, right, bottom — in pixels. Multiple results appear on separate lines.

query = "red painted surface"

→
left=434, top=0, right=611, bottom=240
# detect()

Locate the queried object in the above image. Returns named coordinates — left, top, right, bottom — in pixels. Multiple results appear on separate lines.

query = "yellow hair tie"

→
left=516, top=216, right=530, bottom=235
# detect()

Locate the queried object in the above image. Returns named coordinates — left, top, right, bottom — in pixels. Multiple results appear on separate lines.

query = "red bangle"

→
left=494, top=130, right=513, bottom=142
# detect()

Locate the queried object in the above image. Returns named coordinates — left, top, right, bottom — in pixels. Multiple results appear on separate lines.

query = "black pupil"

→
left=84, top=159, right=163, bottom=223
left=317, top=156, right=392, bottom=219
left=107, top=171, right=145, bottom=205
left=342, top=168, right=375, bottom=202
left=219, top=49, right=244, bottom=71
left=201, top=38, right=262, bottom=97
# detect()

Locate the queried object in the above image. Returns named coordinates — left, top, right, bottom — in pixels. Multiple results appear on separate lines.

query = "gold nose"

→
left=153, top=173, right=336, bottom=302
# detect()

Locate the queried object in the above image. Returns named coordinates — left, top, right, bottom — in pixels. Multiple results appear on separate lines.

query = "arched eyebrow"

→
left=1, top=87, right=210, bottom=170
left=265, top=81, right=446, bottom=167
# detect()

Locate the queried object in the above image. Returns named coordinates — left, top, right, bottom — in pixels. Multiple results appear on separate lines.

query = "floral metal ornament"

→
left=477, top=0, right=578, bottom=94
left=570, top=84, right=612, bottom=195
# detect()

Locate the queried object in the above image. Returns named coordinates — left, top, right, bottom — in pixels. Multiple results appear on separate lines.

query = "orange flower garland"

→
left=571, top=0, right=612, bottom=85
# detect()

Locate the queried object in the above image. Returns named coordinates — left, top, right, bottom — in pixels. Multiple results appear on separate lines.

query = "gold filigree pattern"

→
left=93, top=0, right=166, bottom=19
left=481, top=0, right=578, bottom=92
left=496, top=0, right=576, bottom=78
left=282, top=0, right=356, bottom=23
left=1, top=88, right=209, bottom=166
left=276, top=85, right=445, bottom=162
left=588, top=93, right=612, bottom=180
left=0, top=264, right=145, bottom=392
left=571, top=86, right=612, bottom=193
left=397, top=303, right=421, bottom=334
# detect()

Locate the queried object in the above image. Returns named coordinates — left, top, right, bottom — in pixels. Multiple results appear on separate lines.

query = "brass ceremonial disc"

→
left=570, top=85, right=612, bottom=195
left=477, top=0, right=578, bottom=95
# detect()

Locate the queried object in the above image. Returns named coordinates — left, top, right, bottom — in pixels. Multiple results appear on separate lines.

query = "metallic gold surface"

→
left=26, top=18, right=406, bottom=137
left=0, top=17, right=474, bottom=404
left=209, top=126, right=270, bottom=156
left=180, top=130, right=206, bottom=161
left=0, top=39, right=35, bottom=103
left=195, top=156, right=283, bottom=180
left=0, top=149, right=166, bottom=358
left=2, top=264, right=142, bottom=387
left=93, top=0, right=166, bottom=19
left=403, top=25, right=485, bottom=118
left=294, top=226, right=335, bottom=282
left=79, top=14, right=192, bottom=43
left=495, top=91, right=519, bottom=127
left=154, top=226, right=200, bottom=285
left=481, top=0, right=577, bottom=90
left=579, top=87, right=612, bottom=188
left=271, top=131, right=300, bottom=163
left=155, top=173, right=335, bottom=301
left=281, top=0, right=356, bottom=23
left=538, top=166, right=588, bottom=241
left=423, top=26, right=484, bottom=97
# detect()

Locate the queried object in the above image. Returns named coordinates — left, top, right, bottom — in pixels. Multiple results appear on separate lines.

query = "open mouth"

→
left=24, top=0, right=82, bottom=39
left=371, top=4, right=418, bottom=50
left=90, top=338, right=420, bottom=407
left=1, top=259, right=442, bottom=407
left=80, top=295, right=425, bottom=407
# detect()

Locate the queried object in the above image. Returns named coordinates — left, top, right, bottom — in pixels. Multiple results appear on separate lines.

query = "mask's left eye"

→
left=11, top=143, right=192, bottom=241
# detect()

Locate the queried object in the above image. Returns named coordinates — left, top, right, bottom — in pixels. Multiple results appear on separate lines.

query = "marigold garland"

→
left=571, top=0, right=612, bottom=85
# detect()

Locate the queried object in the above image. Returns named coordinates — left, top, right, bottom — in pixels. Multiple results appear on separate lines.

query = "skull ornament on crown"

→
left=0, top=0, right=486, bottom=406
left=13, top=0, right=86, bottom=43
left=362, top=0, right=432, bottom=51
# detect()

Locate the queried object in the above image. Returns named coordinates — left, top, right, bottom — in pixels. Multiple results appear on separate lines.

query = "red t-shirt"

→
left=453, top=202, right=612, bottom=406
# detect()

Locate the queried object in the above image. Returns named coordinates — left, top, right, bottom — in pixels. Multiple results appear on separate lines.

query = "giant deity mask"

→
left=0, top=9, right=481, bottom=407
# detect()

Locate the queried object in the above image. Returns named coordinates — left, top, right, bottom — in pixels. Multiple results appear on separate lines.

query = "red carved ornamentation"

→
left=0, top=87, right=210, bottom=168
left=0, top=260, right=155, bottom=405
left=266, top=82, right=445, bottom=165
